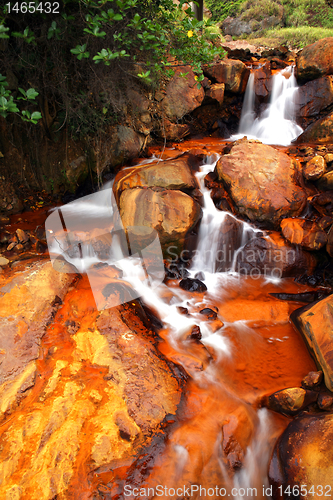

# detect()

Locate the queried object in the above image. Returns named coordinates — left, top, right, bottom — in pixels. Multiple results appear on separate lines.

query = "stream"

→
left=0, top=66, right=324, bottom=499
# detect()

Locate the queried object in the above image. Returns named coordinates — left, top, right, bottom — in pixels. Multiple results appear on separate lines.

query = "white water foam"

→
left=233, top=65, right=303, bottom=146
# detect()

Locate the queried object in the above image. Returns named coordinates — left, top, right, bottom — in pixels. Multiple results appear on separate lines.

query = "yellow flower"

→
left=194, top=76, right=198, bottom=81
left=187, top=30, right=194, bottom=38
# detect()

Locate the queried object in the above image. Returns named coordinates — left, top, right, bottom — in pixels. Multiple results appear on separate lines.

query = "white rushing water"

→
left=46, top=153, right=277, bottom=494
left=234, top=65, right=303, bottom=146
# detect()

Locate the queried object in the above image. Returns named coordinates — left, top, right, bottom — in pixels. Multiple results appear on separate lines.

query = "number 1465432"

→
left=5, top=2, right=60, bottom=14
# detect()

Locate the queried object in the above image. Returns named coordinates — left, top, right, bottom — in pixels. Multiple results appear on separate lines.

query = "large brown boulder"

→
left=119, top=188, right=202, bottom=257
left=297, top=111, right=333, bottom=144
left=235, top=232, right=316, bottom=278
left=297, top=38, right=333, bottom=83
left=269, top=413, right=333, bottom=500
left=216, top=141, right=306, bottom=225
left=161, top=66, right=205, bottom=121
left=113, top=153, right=200, bottom=202
left=297, top=75, right=333, bottom=128
left=291, top=295, right=333, bottom=391
left=203, top=59, right=250, bottom=93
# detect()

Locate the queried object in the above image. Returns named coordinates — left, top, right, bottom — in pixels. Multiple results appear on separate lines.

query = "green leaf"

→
left=0, top=96, right=8, bottom=107
left=113, top=13, right=123, bottom=21
left=18, top=88, right=27, bottom=99
left=31, top=111, right=42, bottom=122
left=0, top=25, right=9, bottom=39
left=26, top=88, right=39, bottom=100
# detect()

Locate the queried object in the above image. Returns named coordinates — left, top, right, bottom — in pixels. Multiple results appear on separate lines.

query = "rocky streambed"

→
left=0, top=134, right=333, bottom=499
left=2, top=37, right=333, bottom=500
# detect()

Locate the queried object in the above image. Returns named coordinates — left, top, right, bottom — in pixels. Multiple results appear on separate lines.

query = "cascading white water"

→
left=47, top=153, right=280, bottom=495
left=234, top=65, right=303, bottom=146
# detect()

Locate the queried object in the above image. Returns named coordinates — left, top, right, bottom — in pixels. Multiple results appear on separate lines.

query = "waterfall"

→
left=190, top=155, right=261, bottom=275
left=45, top=152, right=285, bottom=495
left=234, top=65, right=303, bottom=146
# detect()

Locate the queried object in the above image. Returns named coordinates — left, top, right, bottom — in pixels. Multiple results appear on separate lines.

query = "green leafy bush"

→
left=0, top=0, right=226, bottom=133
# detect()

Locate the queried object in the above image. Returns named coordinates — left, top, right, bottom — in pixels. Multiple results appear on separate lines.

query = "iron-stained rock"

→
left=281, top=218, right=327, bottom=251
left=291, top=295, right=333, bottom=391
left=216, top=141, right=306, bottom=225
left=269, top=413, right=333, bottom=500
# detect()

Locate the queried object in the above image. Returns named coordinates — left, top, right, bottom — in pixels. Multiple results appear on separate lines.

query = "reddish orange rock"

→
left=281, top=217, right=327, bottom=251
left=297, top=37, right=333, bottom=83
left=291, top=295, right=333, bottom=391
left=303, top=155, right=326, bottom=181
left=216, top=141, right=306, bottom=225
left=205, top=83, right=225, bottom=104
left=204, top=59, right=250, bottom=93
left=269, top=413, right=333, bottom=499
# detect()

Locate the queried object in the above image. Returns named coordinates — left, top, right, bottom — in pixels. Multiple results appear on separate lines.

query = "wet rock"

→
left=316, top=169, right=333, bottom=190
left=205, top=83, right=225, bottom=104
left=203, top=59, right=250, bottom=94
left=194, top=271, right=205, bottom=281
left=112, top=125, right=146, bottom=166
left=0, top=215, right=10, bottom=224
left=318, top=392, right=333, bottom=410
left=114, top=153, right=199, bottom=201
left=297, top=38, right=333, bottom=83
left=303, top=155, right=326, bottom=181
left=0, top=177, right=23, bottom=215
left=264, top=387, right=318, bottom=416
left=270, top=292, right=327, bottom=303
left=188, top=325, right=202, bottom=340
left=297, top=75, right=333, bottom=128
left=0, top=255, right=9, bottom=266
left=302, top=370, right=323, bottom=389
left=291, top=295, right=333, bottom=391
left=325, top=153, right=333, bottom=166
left=280, top=218, right=327, bottom=251
left=177, top=306, right=189, bottom=315
left=221, top=405, right=256, bottom=471
left=7, top=241, right=16, bottom=251
left=161, top=66, right=205, bottom=121
left=216, top=141, right=306, bottom=225
left=35, top=240, right=48, bottom=254
left=269, top=413, right=333, bottom=500
left=200, top=308, right=218, bottom=320
left=0, top=261, right=75, bottom=419
left=253, top=62, right=272, bottom=100
left=16, top=228, right=29, bottom=243
left=160, top=119, right=190, bottom=141
left=216, top=214, right=247, bottom=272
left=309, top=190, right=333, bottom=216
left=235, top=232, right=316, bottom=278
left=297, top=111, right=333, bottom=144
left=119, top=188, right=202, bottom=257
left=318, top=215, right=333, bottom=230
left=0, top=289, right=181, bottom=499
left=327, top=225, right=333, bottom=257
left=218, top=298, right=289, bottom=326
left=179, top=278, right=207, bottom=293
